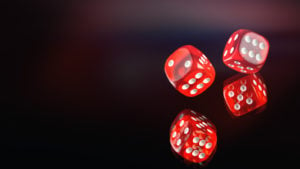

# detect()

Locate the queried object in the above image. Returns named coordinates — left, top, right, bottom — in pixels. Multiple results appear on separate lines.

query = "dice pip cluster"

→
left=164, top=29, right=269, bottom=164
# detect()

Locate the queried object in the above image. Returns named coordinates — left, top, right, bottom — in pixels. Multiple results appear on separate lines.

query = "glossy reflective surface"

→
left=4, top=0, right=300, bottom=168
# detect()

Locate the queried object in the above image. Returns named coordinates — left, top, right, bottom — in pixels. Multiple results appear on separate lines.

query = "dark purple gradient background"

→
left=3, top=0, right=300, bottom=168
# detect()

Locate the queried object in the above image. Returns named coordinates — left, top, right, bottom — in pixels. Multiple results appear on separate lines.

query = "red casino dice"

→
left=164, top=45, right=215, bottom=97
left=170, top=109, right=217, bottom=163
left=223, top=29, right=269, bottom=74
left=223, top=74, right=268, bottom=116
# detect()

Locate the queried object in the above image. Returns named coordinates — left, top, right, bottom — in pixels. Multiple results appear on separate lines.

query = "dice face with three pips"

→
left=170, top=109, right=217, bottom=163
left=223, top=29, right=269, bottom=74
left=223, top=74, right=268, bottom=116
left=164, top=45, right=215, bottom=97
left=165, top=30, right=269, bottom=164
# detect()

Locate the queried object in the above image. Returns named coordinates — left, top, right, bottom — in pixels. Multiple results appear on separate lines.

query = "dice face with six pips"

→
left=164, top=45, right=215, bottom=97
left=223, top=29, right=269, bottom=74
left=223, top=74, right=268, bottom=116
left=170, top=109, right=217, bottom=163
left=163, top=30, right=270, bottom=165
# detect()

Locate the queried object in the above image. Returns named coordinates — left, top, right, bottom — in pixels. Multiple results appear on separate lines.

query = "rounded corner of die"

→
left=179, top=44, right=195, bottom=52
left=182, top=92, right=197, bottom=98
left=264, top=39, right=270, bottom=51
left=230, top=29, right=248, bottom=36
left=222, top=87, right=228, bottom=97
left=238, top=28, right=252, bottom=33
left=183, top=44, right=195, bottom=48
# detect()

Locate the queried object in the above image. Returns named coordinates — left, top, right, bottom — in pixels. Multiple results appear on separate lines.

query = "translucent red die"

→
left=223, top=29, right=269, bottom=74
left=164, top=45, right=215, bottom=97
left=223, top=74, right=268, bottom=116
left=170, top=109, right=217, bottom=163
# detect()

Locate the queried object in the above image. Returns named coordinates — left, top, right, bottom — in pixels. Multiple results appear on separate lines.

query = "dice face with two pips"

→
left=164, top=45, right=215, bottom=97
left=223, top=29, right=269, bottom=74
left=170, top=109, right=217, bottom=163
left=164, top=30, right=270, bottom=166
left=223, top=74, right=268, bottom=116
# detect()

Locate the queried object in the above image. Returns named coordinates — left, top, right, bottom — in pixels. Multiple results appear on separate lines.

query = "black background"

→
left=2, top=0, right=300, bottom=168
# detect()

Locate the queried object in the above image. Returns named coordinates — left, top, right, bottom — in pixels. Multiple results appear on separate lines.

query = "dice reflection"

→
left=169, top=109, right=217, bottom=166
left=170, top=144, right=217, bottom=168
left=223, top=73, right=268, bottom=117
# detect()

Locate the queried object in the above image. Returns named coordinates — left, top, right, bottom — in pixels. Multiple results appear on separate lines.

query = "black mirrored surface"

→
left=3, top=0, right=300, bottom=168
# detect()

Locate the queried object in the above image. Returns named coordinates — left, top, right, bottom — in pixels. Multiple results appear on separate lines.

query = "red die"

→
left=170, top=109, right=217, bottom=163
left=223, top=74, right=268, bottom=116
left=164, top=45, right=215, bottom=97
left=223, top=29, right=269, bottom=74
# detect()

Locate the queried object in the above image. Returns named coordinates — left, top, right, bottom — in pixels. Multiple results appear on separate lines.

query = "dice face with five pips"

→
left=164, top=45, right=215, bottom=97
left=164, top=30, right=270, bottom=164
left=223, top=29, right=269, bottom=74
left=223, top=74, right=268, bottom=116
left=170, top=109, right=217, bottom=163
